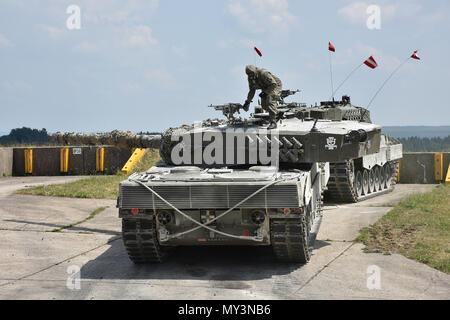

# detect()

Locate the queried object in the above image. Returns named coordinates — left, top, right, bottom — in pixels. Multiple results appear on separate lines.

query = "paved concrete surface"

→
left=0, top=178, right=448, bottom=300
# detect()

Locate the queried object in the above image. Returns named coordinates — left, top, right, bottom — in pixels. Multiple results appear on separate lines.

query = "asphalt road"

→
left=0, top=176, right=448, bottom=299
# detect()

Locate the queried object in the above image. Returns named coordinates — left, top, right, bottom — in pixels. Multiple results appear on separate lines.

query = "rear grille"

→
left=120, top=184, right=299, bottom=209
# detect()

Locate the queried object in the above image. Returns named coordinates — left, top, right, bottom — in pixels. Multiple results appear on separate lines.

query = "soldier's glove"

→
left=243, top=101, right=250, bottom=112
left=259, top=92, right=267, bottom=99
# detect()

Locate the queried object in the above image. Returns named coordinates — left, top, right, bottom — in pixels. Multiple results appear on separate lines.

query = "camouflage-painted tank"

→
left=307, top=95, right=402, bottom=202
left=116, top=91, right=400, bottom=264
left=50, top=91, right=401, bottom=263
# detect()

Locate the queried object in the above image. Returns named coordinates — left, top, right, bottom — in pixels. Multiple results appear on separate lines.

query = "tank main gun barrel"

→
left=48, top=130, right=162, bottom=149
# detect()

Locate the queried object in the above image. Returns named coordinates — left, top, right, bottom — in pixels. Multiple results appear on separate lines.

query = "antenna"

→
left=361, top=51, right=420, bottom=122
left=328, top=42, right=336, bottom=100
left=366, top=56, right=410, bottom=109
left=329, top=50, right=334, bottom=100
left=332, top=62, right=364, bottom=99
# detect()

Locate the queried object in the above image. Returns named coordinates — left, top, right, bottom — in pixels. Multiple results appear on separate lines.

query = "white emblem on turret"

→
left=325, top=137, right=337, bottom=150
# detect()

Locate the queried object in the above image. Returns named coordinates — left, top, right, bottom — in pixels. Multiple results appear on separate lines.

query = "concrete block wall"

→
left=12, top=146, right=132, bottom=176
left=0, top=148, right=13, bottom=176
left=399, top=152, right=450, bottom=184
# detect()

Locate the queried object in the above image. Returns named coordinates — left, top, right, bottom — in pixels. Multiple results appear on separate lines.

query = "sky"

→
left=0, top=0, right=449, bottom=134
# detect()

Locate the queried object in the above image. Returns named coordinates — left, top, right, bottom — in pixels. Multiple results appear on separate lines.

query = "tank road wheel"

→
left=374, top=166, right=381, bottom=192
left=362, top=170, right=369, bottom=195
left=354, top=170, right=363, bottom=197
left=368, top=169, right=375, bottom=194
left=384, top=163, right=392, bottom=188
left=122, top=218, right=170, bottom=264
left=380, top=166, right=386, bottom=190
left=270, top=215, right=310, bottom=263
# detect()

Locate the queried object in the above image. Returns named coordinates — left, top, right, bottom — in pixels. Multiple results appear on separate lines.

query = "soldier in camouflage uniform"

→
left=243, top=65, right=282, bottom=129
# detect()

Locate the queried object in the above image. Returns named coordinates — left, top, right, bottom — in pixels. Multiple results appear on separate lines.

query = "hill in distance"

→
left=382, top=126, right=450, bottom=138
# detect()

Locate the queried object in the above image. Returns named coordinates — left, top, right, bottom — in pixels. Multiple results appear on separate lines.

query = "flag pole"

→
left=360, top=55, right=413, bottom=122
left=332, top=62, right=364, bottom=99
left=366, top=56, right=411, bottom=109
left=329, top=50, right=334, bottom=101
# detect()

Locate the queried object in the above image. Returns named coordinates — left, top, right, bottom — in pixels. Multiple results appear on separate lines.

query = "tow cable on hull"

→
left=128, top=177, right=296, bottom=242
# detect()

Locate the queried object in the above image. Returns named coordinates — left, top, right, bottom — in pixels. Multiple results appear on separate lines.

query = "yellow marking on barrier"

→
left=60, top=147, right=69, bottom=173
left=446, top=164, right=450, bottom=185
left=121, top=148, right=147, bottom=174
left=434, top=152, right=443, bottom=181
left=24, top=149, right=33, bottom=174
left=396, top=159, right=401, bottom=183
left=96, top=147, right=105, bottom=172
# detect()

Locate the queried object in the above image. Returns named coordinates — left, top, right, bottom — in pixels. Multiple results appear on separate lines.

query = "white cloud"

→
left=1, top=80, right=31, bottom=91
left=217, top=38, right=261, bottom=49
left=73, top=41, right=99, bottom=53
left=172, top=45, right=187, bottom=58
left=39, top=25, right=67, bottom=39
left=338, top=1, right=421, bottom=24
left=120, top=82, right=142, bottom=94
left=123, top=25, right=158, bottom=48
left=227, top=0, right=297, bottom=34
left=145, top=69, right=177, bottom=88
left=82, top=0, right=159, bottom=24
left=0, top=33, right=12, bottom=47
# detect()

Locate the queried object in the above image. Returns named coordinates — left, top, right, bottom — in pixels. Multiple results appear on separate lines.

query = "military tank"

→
left=49, top=91, right=401, bottom=263
left=307, top=95, right=402, bottom=202
left=115, top=90, right=395, bottom=264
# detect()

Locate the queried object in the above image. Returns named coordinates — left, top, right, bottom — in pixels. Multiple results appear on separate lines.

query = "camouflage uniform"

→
left=244, top=65, right=282, bottom=120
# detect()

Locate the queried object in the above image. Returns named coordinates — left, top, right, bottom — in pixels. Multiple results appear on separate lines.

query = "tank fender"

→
left=362, top=150, right=387, bottom=170
left=301, top=170, right=313, bottom=207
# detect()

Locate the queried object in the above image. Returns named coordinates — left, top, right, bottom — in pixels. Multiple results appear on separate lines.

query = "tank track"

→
left=270, top=217, right=310, bottom=263
left=122, top=218, right=170, bottom=263
left=326, top=160, right=399, bottom=203
left=270, top=194, right=323, bottom=263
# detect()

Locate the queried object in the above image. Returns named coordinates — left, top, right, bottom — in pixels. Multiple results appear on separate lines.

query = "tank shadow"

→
left=79, top=236, right=327, bottom=281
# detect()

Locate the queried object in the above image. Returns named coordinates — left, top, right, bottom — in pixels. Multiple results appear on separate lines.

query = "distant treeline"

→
left=397, top=135, right=450, bottom=152
left=0, top=127, right=48, bottom=146
left=137, top=131, right=161, bottom=135
left=1, top=127, right=449, bottom=152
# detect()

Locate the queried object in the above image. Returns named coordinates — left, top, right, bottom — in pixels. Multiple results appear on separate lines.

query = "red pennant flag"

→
left=364, top=56, right=378, bottom=69
left=411, top=50, right=420, bottom=60
left=328, top=42, right=335, bottom=52
left=254, top=46, right=262, bottom=57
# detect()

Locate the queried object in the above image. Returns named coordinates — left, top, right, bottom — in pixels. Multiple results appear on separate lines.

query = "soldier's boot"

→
left=268, top=121, right=277, bottom=130
left=267, top=112, right=278, bottom=129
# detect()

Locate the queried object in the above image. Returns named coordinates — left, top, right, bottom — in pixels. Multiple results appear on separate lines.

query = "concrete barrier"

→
left=12, top=146, right=132, bottom=176
left=0, top=148, right=13, bottom=176
left=399, top=152, right=450, bottom=184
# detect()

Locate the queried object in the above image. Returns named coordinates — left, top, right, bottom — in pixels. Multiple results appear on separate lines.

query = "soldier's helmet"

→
left=245, top=65, right=257, bottom=75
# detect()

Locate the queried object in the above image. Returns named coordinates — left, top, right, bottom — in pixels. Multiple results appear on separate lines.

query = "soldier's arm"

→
left=246, top=83, right=256, bottom=104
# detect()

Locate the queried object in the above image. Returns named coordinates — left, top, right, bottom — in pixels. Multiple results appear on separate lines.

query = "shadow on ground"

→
left=79, top=237, right=331, bottom=283
left=4, top=219, right=120, bottom=235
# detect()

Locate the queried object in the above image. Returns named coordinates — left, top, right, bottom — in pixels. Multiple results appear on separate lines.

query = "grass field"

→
left=16, top=149, right=161, bottom=199
left=357, top=184, right=450, bottom=273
